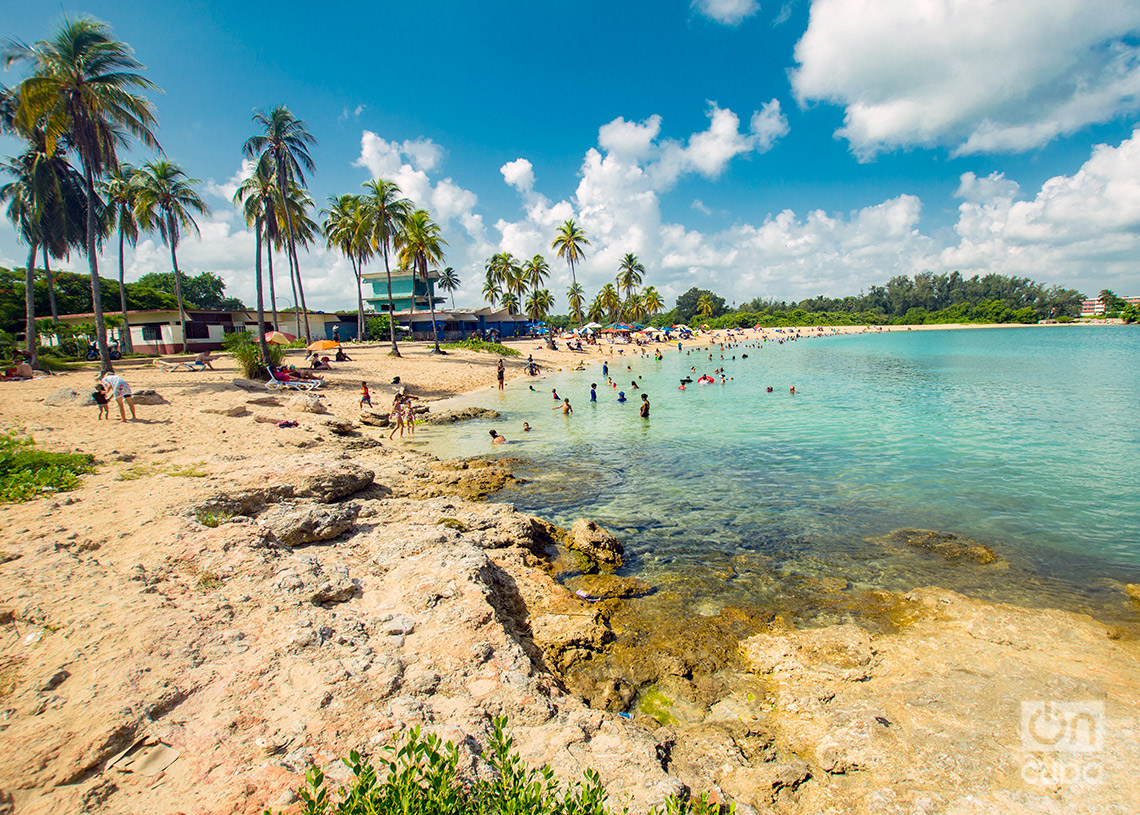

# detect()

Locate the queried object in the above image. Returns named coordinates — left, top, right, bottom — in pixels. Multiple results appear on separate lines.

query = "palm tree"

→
left=641, top=285, right=665, bottom=323
left=133, top=159, right=211, bottom=351
left=0, top=155, right=42, bottom=366
left=505, top=256, right=526, bottom=314
left=587, top=291, right=606, bottom=324
left=552, top=220, right=590, bottom=326
left=243, top=106, right=316, bottom=340
left=523, top=254, right=550, bottom=293
left=438, top=266, right=460, bottom=308
left=322, top=193, right=371, bottom=342
left=397, top=209, right=448, bottom=354
left=5, top=16, right=160, bottom=372
left=697, top=293, right=715, bottom=319
left=102, top=163, right=139, bottom=352
left=361, top=178, right=411, bottom=356
left=482, top=267, right=501, bottom=308
left=1098, top=289, right=1118, bottom=314
left=616, top=253, right=645, bottom=301
left=599, top=282, right=621, bottom=322
left=566, top=282, right=585, bottom=326
left=500, top=291, right=520, bottom=315
left=623, top=292, right=644, bottom=323
left=233, top=154, right=275, bottom=368
left=525, top=288, right=554, bottom=324
left=274, top=182, right=318, bottom=337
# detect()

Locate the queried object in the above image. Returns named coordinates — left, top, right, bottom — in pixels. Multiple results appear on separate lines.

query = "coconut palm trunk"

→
left=83, top=166, right=112, bottom=372
left=254, top=213, right=271, bottom=367
left=165, top=211, right=191, bottom=352
left=382, top=242, right=399, bottom=356
left=423, top=256, right=442, bottom=354
left=289, top=240, right=311, bottom=340
left=24, top=240, right=38, bottom=368
left=116, top=227, right=132, bottom=353
left=267, top=249, right=279, bottom=328
left=287, top=251, right=302, bottom=338
left=353, top=255, right=364, bottom=341
left=40, top=246, right=59, bottom=326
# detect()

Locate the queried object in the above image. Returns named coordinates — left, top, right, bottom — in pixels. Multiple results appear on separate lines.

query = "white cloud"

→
left=693, top=0, right=760, bottom=25
left=204, top=159, right=256, bottom=202
left=791, top=0, right=1140, bottom=158
left=500, top=158, right=535, bottom=192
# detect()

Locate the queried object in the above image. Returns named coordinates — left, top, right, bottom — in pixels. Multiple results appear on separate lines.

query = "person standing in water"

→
left=590, top=383, right=597, bottom=402
left=640, top=393, right=650, bottom=418
left=553, top=397, right=573, bottom=415
left=496, top=359, right=505, bottom=390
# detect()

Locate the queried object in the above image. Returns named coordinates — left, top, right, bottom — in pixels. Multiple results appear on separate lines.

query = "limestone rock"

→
left=323, top=419, right=358, bottom=437
left=246, top=395, right=283, bottom=406
left=1125, top=584, right=1140, bottom=605
left=261, top=502, right=360, bottom=547
left=309, top=563, right=358, bottom=605
left=358, top=411, right=390, bottom=428
left=287, top=394, right=328, bottom=414
left=565, top=573, right=654, bottom=600
left=567, top=519, right=624, bottom=569
left=232, top=378, right=266, bottom=392
left=293, top=464, right=375, bottom=502
left=418, top=407, right=502, bottom=425
left=201, top=405, right=250, bottom=417
left=43, top=388, right=83, bottom=407
left=131, top=389, right=168, bottom=405
left=875, top=527, right=999, bottom=565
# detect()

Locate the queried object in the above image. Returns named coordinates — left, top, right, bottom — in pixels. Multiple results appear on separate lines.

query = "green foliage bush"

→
left=273, top=718, right=727, bottom=815
left=441, top=338, right=522, bottom=356
left=222, top=331, right=284, bottom=379
left=0, top=435, right=94, bottom=503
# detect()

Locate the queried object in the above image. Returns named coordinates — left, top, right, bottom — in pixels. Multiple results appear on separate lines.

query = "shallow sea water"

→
left=420, top=326, right=1140, bottom=626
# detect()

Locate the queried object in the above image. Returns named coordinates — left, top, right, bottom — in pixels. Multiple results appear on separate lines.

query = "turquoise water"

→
left=421, top=327, right=1140, bottom=623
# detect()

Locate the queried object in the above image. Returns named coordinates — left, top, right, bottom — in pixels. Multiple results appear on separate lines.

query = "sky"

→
left=2, top=0, right=1140, bottom=312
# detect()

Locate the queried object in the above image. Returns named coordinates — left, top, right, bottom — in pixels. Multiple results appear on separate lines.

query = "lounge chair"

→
left=157, top=360, right=206, bottom=372
left=266, top=367, right=323, bottom=391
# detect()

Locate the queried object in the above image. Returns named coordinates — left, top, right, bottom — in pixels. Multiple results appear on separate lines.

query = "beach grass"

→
left=441, top=338, right=522, bottom=356
left=0, top=434, right=95, bottom=503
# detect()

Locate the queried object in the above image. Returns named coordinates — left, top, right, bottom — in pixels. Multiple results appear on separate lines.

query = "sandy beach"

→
left=2, top=325, right=1138, bottom=815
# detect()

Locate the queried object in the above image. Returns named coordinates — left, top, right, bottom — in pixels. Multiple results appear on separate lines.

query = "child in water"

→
left=617, top=391, right=627, bottom=403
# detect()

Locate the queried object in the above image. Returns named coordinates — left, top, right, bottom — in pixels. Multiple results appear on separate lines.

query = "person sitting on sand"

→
left=489, top=429, right=507, bottom=444
left=335, top=348, right=352, bottom=362
left=13, top=359, right=33, bottom=380
left=195, top=350, right=216, bottom=369
left=553, top=397, right=573, bottom=415
left=100, top=372, right=136, bottom=421
left=312, top=356, right=332, bottom=371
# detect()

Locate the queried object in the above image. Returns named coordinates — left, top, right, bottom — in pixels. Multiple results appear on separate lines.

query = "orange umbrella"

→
left=306, top=339, right=341, bottom=351
left=262, top=331, right=296, bottom=345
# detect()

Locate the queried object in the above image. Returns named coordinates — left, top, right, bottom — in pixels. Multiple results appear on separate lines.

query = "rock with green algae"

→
left=1126, top=584, right=1140, bottom=605
left=564, top=573, right=654, bottom=600
left=872, top=527, right=1000, bottom=565
left=567, top=519, right=624, bottom=570
left=637, top=684, right=679, bottom=725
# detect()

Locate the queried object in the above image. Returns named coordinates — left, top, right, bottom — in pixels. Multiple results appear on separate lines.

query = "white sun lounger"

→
left=265, top=367, right=323, bottom=391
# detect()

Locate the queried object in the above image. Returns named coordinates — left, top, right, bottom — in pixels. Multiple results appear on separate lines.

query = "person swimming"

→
left=617, top=391, right=627, bottom=402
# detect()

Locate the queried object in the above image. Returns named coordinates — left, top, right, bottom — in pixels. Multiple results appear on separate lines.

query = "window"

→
left=185, top=322, right=210, bottom=339
left=141, top=324, right=162, bottom=342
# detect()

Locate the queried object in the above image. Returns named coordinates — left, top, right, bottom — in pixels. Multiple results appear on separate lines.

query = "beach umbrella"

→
left=306, top=339, right=340, bottom=351
left=263, top=330, right=296, bottom=345
left=583, top=321, right=603, bottom=329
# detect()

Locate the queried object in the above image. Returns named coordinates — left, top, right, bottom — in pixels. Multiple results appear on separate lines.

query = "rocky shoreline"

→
left=2, top=431, right=1140, bottom=814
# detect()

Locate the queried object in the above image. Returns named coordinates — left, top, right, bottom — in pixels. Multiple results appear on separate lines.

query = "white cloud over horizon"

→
left=791, top=0, right=1140, bottom=158
left=12, top=122, right=1140, bottom=316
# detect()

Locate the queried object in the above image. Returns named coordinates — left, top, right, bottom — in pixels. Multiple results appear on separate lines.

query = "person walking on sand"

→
left=360, top=381, right=371, bottom=408
left=100, top=372, right=137, bottom=421
left=92, top=383, right=110, bottom=420
left=496, top=359, right=505, bottom=390
left=553, top=397, right=573, bottom=415
left=640, top=393, right=650, bottom=418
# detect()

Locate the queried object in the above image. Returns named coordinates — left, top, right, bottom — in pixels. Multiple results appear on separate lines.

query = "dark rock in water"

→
left=568, top=519, right=624, bottom=570
left=874, top=528, right=999, bottom=565
left=418, top=407, right=502, bottom=425
left=565, top=573, right=654, bottom=600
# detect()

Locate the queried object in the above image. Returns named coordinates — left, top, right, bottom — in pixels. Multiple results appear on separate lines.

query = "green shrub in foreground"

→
left=273, top=718, right=728, bottom=815
left=0, top=435, right=95, bottom=503
left=442, top=338, right=522, bottom=357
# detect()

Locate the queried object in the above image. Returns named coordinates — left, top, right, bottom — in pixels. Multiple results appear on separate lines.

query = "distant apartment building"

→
left=1080, top=296, right=1140, bottom=316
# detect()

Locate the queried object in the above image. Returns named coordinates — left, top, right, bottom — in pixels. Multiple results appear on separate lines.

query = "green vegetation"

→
left=195, top=509, right=234, bottom=528
left=0, top=434, right=94, bottom=503
left=442, top=338, right=521, bottom=356
left=223, top=330, right=285, bottom=379
left=436, top=518, right=469, bottom=532
left=195, top=572, right=224, bottom=592
left=275, top=719, right=726, bottom=815
left=637, top=686, right=679, bottom=726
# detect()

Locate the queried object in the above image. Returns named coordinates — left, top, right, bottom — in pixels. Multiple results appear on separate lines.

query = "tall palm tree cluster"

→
left=0, top=17, right=218, bottom=371
left=482, top=220, right=665, bottom=330
left=319, top=181, right=453, bottom=357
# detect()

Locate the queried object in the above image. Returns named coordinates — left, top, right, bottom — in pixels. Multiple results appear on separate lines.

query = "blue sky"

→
left=3, top=0, right=1140, bottom=311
